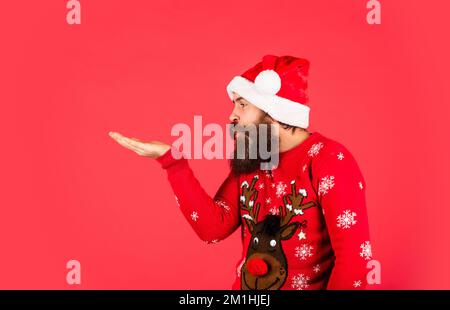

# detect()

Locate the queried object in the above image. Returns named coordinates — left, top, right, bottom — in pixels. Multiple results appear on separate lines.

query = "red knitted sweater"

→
left=156, top=132, right=371, bottom=290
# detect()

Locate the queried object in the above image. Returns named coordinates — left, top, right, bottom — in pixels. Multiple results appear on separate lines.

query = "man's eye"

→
left=240, top=103, right=245, bottom=108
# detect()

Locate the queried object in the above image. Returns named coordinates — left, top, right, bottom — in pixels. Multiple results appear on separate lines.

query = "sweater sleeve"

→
left=312, top=145, right=372, bottom=290
left=156, top=146, right=241, bottom=243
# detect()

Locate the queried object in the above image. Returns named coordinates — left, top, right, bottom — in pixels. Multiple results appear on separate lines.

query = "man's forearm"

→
left=156, top=147, right=241, bottom=242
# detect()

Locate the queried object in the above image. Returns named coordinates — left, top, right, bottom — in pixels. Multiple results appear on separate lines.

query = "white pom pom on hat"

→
left=254, top=69, right=281, bottom=96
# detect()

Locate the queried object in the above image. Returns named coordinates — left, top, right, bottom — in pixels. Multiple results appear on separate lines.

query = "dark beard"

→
left=229, top=120, right=276, bottom=175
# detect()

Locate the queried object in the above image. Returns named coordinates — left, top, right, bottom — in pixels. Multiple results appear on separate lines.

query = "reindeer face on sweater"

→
left=240, top=176, right=315, bottom=290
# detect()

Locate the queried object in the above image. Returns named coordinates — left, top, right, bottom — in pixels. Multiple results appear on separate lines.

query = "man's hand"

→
left=108, top=131, right=171, bottom=159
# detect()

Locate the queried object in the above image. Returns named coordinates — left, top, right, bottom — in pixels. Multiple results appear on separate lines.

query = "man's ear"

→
left=280, top=222, right=300, bottom=240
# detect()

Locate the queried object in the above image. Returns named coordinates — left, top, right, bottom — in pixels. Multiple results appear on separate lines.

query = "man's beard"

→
left=229, top=119, right=277, bottom=175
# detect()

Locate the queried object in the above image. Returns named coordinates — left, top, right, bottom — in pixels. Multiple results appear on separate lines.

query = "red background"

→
left=1, top=1, right=449, bottom=289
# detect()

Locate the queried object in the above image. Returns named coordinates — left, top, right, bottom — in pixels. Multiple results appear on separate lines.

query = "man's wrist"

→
left=156, top=145, right=186, bottom=169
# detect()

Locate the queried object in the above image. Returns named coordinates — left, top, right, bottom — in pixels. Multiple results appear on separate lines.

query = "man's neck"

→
left=279, top=129, right=311, bottom=153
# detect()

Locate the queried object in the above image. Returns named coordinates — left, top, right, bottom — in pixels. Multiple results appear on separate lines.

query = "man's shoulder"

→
left=311, top=132, right=358, bottom=166
left=314, top=132, right=349, bottom=153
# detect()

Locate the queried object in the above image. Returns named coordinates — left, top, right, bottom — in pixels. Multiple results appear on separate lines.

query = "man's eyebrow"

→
left=232, top=96, right=245, bottom=103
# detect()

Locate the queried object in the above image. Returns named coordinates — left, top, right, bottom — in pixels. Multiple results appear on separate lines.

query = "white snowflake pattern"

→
left=308, top=142, right=324, bottom=157
left=336, top=210, right=357, bottom=229
left=353, top=280, right=362, bottom=288
left=337, top=152, right=344, bottom=160
left=297, top=230, right=306, bottom=240
left=291, top=273, right=310, bottom=290
left=191, top=211, right=199, bottom=222
left=265, top=197, right=272, bottom=205
left=275, top=181, right=287, bottom=198
left=269, top=206, right=280, bottom=215
left=359, top=182, right=364, bottom=190
left=205, top=239, right=219, bottom=244
left=313, top=264, right=321, bottom=273
left=359, top=241, right=372, bottom=260
left=174, top=195, right=180, bottom=207
left=216, top=200, right=231, bottom=212
left=318, top=175, right=335, bottom=196
left=295, top=244, right=314, bottom=260
left=302, top=164, right=308, bottom=172
left=258, top=183, right=265, bottom=190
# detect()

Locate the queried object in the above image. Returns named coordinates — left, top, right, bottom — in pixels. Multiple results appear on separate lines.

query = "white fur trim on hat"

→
left=226, top=76, right=310, bottom=128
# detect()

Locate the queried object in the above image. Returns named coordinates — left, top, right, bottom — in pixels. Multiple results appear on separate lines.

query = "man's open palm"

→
left=108, top=131, right=170, bottom=159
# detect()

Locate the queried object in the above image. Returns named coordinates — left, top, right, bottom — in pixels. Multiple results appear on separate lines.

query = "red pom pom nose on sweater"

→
left=246, top=257, right=269, bottom=277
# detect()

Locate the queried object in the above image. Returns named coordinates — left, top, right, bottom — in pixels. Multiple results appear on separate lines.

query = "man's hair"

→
left=278, top=121, right=300, bottom=134
left=264, top=112, right=303, bottom=134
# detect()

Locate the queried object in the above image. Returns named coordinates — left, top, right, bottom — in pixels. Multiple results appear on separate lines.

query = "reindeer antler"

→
left=240, top=176, right=261, bottom=232
left=279, top=181, right=316, bottom=227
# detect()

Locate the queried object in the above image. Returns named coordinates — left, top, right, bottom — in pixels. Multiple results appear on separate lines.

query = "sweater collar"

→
left=277, top=131, right=322, bottom=167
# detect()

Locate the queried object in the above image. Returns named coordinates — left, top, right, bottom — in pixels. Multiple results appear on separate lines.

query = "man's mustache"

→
left=228, top=123, right=255, bottom=140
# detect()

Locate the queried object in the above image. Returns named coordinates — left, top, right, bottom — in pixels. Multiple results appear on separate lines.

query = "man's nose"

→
left=229, top=110, right=239, bottom=123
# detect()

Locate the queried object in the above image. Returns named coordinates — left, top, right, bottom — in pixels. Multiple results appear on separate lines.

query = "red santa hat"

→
left=226, top=55, right=310, bottom=128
